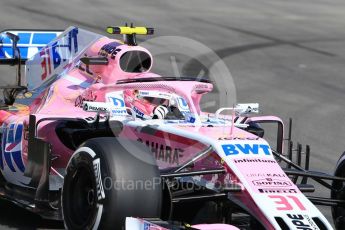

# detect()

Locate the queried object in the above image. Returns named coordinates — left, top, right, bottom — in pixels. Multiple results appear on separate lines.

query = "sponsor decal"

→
left=183, top=112, right=196, bottom=123
left=0, top=123, right=25, bottom=172
left=195, top=84, right=208, bottom=89
left=177, top=97, right=188, bottom=109
left=222, top=143, right=271, bottom=156
left=157, top=93, right=171, bottom=98
left=233, top=158, right=276, bottom=164
left=111, top=109, right=127, bottom=115
left=246, top=173, right=286, bottom=178
left=75, top=91, right=97, bottom=107
left=139, top=91, right=149, bottom=96
left=133, top=106, right=145, bottom=118
left=106, top=92, right=127, bottom=115
left=138, top=139, right=184, bottom=165
left=259, top=188, right=297, bottom=194
left=253, top=178, right=292, bottom=187
left=287, top=214, right=318, bottom=230
left=98, top=42, right=121, bottom=59
left=108, top=97, right=125, bottom=107
left=83, top=103, right=108, bottom=112
left=75, top=96, right=90, bottom=107
left=93, top=158, right=105, bottom=200
left=40, top=28, right=78, bottom=80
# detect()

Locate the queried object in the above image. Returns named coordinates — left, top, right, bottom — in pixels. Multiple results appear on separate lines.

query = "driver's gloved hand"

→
left=152, top=105, right=169, bottom=119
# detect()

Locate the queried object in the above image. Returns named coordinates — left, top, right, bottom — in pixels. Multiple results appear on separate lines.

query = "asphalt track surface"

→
left=0, top=0, right=345, bottom=229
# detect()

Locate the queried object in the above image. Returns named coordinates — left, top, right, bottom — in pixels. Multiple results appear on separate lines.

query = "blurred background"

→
left=0, top=0, right=345, bottom=228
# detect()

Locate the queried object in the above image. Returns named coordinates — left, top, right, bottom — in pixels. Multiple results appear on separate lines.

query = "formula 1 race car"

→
left=0, top=25, right=344, bottom=230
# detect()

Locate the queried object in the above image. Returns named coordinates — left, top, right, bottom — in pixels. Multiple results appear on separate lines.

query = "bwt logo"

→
left=222, top=143, right=271, bottom=156
left=178, top=98, right=189, bottom=110
left=108, top=97, right=125, bottom=107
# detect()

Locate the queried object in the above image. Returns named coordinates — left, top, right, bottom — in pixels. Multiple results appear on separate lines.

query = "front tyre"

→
left=62, top=137, right=162, bottom=229
left=332, top=151, right=345, bottom=229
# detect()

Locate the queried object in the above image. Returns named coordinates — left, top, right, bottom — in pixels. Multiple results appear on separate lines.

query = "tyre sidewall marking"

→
left=93, top=158, right=105, bottom=200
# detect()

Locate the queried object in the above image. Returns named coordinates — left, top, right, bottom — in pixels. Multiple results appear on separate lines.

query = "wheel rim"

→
left=65, top=164, right=98, bottom=228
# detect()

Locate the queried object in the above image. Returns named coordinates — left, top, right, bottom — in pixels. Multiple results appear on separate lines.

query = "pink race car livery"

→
left=0, top=26, right=339, bottom=230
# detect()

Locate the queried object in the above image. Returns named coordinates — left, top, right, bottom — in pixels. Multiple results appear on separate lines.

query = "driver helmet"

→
left=124, top=89, right=176, bottom=119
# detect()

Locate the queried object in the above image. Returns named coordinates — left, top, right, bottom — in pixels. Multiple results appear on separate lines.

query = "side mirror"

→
left=236, top=103, right=259, bottom=115
left=80, top=56, right=108, bottom=75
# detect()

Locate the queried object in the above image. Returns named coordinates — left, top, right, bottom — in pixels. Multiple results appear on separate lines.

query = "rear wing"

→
left=0, top=30, right=62, bottom=64
left=0, top=30, right=62, bottom=106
